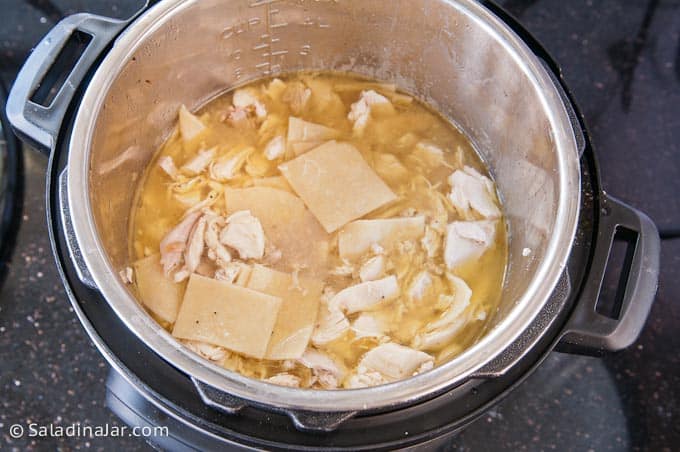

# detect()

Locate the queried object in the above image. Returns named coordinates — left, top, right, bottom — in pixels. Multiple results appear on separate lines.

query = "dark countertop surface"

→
left=0, top=0, right=678, bottom=450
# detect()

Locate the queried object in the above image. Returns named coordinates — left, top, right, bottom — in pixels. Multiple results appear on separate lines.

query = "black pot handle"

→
left=6, top=7, right=148, bottom=154
left=191, top=378, right=357, bottom=433
left=558, top=194, right=660, bottom=353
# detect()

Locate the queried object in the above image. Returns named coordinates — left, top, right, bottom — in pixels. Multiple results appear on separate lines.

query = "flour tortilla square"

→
left=279, top=141, right=397, bottom=233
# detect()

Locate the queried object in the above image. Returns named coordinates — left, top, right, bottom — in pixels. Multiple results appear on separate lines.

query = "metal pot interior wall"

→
left=67, top=0, right=581, bottom=410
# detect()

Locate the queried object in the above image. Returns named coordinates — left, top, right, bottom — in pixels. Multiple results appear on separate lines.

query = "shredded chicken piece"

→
left=448, top=166, right=501, bottom=219
left=219, top=210, right=266, bottom=259
left=413, top=274, right=472, bottom=351
left=184, top=340, right=227, bottom=362
left=444, top=220, right=496, bottom=271
left=159, top=210, right=202, bottom=276
left=411, top=142, right=453, bottom=170
left=312, top=303, right=349, bottom=346
left=184, top=189, right=221, bottom=216
left=265, top=373, right=301, bottom=388
left=349, top=343, right=434, bottom=387
left=408, top=271, right=433, bottom=301
left=329, top=276, right=400, bottom=314
left=351, top=313, right=386, bottom=339
left=346, top=370, right=389, bottom=389
left=204, top=215, right=232, bottom=265
left=329, top=259, right=354, bottom=277
left=233, top=88, right=267, bottom=119
left=119, top=267, right=134, bottom=284
left=359, top=255, right=386, bottom=282
left=298, top=349, right=345, bottom=389
left=421, top=225, right=441, bottom=258
left=209, top=148, right=253, bottom=181
left=264, top=135, right=286, bottom=160
left=282, top=81, right=312, bottom=115
left=412, top=314, right=470, bottom=351
left=214, top=263, right=242, bottom=283
left=158, top=156, right=179, bottom=180
left=266, top=78, right=287, bottom=99
left=429, top=274, right=472, bottom=330
left=348, top=90, right=393, bottom=135
left=176, top=215, right=207, bottom=282
left=181, top=148, right=215, bottom=175
left=225, top=106, right=255, bottom=128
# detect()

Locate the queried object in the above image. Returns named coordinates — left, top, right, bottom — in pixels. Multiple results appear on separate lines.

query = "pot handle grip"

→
left=6, top=11, right=143, bottom=154
left=558, top=194, right=660, bottom=353
left=191, top=378, right=357, bottom=432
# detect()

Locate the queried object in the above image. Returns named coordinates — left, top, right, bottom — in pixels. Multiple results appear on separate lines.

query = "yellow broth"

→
left=130, top=72, right=507, bottom=388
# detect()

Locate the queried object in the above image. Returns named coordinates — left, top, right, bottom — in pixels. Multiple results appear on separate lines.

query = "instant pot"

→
left=6, top=0, right=660, bottom=449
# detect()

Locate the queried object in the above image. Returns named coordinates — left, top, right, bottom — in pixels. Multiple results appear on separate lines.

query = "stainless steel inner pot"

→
left=66, top=0, right=581, bottom=413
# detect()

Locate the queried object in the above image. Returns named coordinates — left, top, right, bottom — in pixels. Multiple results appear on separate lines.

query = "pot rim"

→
left=67, top=0, right=581, bottom=412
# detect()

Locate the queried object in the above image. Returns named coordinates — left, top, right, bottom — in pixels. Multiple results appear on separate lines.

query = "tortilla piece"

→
left=279, top=141, right=397, bottom=233
left=338, top=216, right=426, bottom=259
left=247, top=265, right=323, bottom=359
left=225, top=187, right=330, bottom=275
left=287, top=117, right=338, bottom=143
left=178, top=105, right=205, bottom=142
left=133, top=254, right=185, bottom=323
left=291, top=141, right=323, bottom=156
left=172, top=274, right=282, bottom=359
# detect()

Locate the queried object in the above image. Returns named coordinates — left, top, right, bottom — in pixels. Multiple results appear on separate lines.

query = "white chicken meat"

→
left=265, top=373, right=301, bottom=388
left=311, top=303, right=350, bottom=346
left=159, top=210, right=202, bottom=276
left=264, top=135, right=286, bottom=160
left=209, top=148, right=252, bottom=181
left=349, top=343, right=434, bottom=388
left=204, top=215, right=232, bottom=265
left=447, top=166, right=501, bottom=220
left=412, top=274, right=472, bottom=351
left=232, top=89, right=267, bottom=119
left=348, top=90, right=393, bottom=135
left=351, top=313, right=387, bottom=339
left=158, top=156, right=179, bottom=180
left=184, top=340, right=227, bottom=362
left=358, top=255, right=386, bottom=282
left=408, top=271, right=433, bottom=301
left=329, top=275, right=400, bottom=314
left=219, top=210, right=266, bottom=260
left=443, top=220, right=496, bottom=271
left=298, top=349, right=345, bottom=389
left=175, top=215, right=207, bottom=282
left=181, top=148, right=215, bottom=175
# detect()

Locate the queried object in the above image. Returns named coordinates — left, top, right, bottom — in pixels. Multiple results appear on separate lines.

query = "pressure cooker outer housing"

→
left=6, top=0, right=660, bottom=430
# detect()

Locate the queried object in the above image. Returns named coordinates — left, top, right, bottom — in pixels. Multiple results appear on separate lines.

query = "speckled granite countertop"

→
left=0, top=0, right=678, bottom=450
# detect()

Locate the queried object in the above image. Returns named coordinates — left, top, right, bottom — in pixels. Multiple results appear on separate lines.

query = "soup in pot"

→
left=128, top=72, right=507, bottom=389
